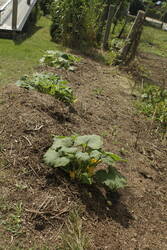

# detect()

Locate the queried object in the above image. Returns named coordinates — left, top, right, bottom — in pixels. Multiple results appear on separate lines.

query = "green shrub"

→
left=16, top=73, right=76, bottom=104
left=44, top=135, right=127, bottom=191
left=50, top=0, right=102, bottom=49
left=39, top=0, right=54, bottom=15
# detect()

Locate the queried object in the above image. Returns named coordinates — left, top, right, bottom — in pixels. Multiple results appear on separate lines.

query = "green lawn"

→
left=0, top=17, right=61, bottom=87
left=140, top=25, right=167, bottom=57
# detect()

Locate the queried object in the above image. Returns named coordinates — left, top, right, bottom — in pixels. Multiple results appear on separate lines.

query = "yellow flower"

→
left=90, top=158, right=101, bottom=164
left=90, top=158, right=97, bottom=164
left=69, top=171, right=76, bottom=179
left=87, top=166, right=95, bottom=176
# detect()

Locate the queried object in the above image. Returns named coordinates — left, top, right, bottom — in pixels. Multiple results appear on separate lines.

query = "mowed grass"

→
left=139, top=25, right=167, bottom=57
left=0, top=17, right=60, bottom=87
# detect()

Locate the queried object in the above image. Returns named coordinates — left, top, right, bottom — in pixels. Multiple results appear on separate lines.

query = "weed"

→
left=0, top=144, right=4, bottom=153
left=93, top=87, right=104, bottom=96
left=1, top=202, right=23, bottom=236
left=137, top=84, right=167, bottom=133
left=100, top=130, right=109, bottom=137
left=44, top=135, right=127, bottom=191
left=0, top=99, right=5, bottom=105
left=60, top=210, right=90, bottom=250
left=16, top=73, right=76, bottom=104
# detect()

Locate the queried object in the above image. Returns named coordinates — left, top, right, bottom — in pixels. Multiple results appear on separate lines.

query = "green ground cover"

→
left=140, top=25, right=167, bottom=57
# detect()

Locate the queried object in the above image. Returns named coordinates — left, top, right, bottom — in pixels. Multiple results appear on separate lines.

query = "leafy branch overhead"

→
left=16, top=73, right=76, bottom=104
left=40, top=50, right=81, bottom=71
left=44, top=135, right=127, bottom=190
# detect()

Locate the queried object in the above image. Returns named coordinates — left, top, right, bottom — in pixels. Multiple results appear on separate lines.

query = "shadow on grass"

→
left=13, top=25, right=42, bottom=45
left=45, top=170, right=134, bottom=229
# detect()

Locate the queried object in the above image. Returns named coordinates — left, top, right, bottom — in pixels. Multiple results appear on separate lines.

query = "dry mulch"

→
left=0, top=56, right=166, bottom=249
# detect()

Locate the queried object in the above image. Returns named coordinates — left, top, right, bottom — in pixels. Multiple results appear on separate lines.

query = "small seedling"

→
left=1, top=202, right=23, bottom=236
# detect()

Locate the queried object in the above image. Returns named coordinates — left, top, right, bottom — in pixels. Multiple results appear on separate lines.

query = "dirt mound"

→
left=0, top=58, right=166, bottom=249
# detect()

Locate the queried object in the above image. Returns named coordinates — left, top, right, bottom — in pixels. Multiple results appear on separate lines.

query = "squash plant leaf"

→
left=90, top=150, right=102, bottom=160
left=104, top=152, right=124, bottom=162
left=53, top=157, right=70, bottom=168
left=95, top=166, right=127, bottom=190
left=44, top=149, right=60, bottom=166
left=80, top=173, right=93, bottom=185
left=87, top=135, right=103, bottom=149
left=74, top=135, right=103, bottom=149
left=75, top=152, right=90, bottom=161
left=52, top=136, right=74, bottom=150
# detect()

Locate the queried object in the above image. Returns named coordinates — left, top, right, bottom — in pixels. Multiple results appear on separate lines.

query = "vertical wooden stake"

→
left=103, top=5, right=114, bottom=50
left=115, top=10, right=145, bottom=65
left=12, top=0, right=18, bottom=30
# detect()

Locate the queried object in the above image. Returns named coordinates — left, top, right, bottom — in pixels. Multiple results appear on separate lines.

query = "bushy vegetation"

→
left=39, top=0, right=54, bottom=15
left=44, top=135, right=127, bottom=190
left=138, top=84, right=167, bottom=133
left=50, top=0, right=102, bottom=49
left=16, top=73, right=76, bottom=104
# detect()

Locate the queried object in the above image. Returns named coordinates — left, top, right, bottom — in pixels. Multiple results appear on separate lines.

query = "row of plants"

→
left=16, top=49, right=127, bottom=193
left=16, top=50, right=81, bottom=104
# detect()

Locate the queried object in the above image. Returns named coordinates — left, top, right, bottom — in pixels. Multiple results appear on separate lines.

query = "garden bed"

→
left=0, top=56, right=166, bottom=249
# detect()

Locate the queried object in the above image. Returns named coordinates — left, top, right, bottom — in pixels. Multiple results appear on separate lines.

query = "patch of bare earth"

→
left=126, top=52, right=167, bottom=88
left=0, top=57, right=166, bottom=249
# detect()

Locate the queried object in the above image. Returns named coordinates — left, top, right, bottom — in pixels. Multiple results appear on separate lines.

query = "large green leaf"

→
left=90, top=150, right=102, bottom=160
left=104, top=152, right=123, bottom=162
left=75, top=152, right=90, bottom=161
left=44, top=148, right=70, bottom=167
left=74, top=135, right=103, bottom=149
left=74, top=135, right=90, bottom=146
left=44, top=149, right=60, bottom=166
left=87, top=135, right=103, bottom=149
left=52, top=136, right=74, bottom=150
left=94, top=166, right=127, bottom=190
left=60, top=146, right=78, bottom=154
left=53, top=157, right=70, bottom=167
left=101, top=156, right=114, bottom=165
left=80, top=173, right=93, bottom=185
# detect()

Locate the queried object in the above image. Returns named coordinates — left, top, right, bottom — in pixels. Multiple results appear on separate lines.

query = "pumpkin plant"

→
left=44, top=135, right=127, bottom=190
left=16, top=73, right=76, bottom=104
left=40, top=50, right=81, bottom=71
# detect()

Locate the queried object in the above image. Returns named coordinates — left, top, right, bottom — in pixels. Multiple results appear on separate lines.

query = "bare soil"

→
left=126, top=52, right=167, bottom=88
left=0, top=56, right=166, bottom=249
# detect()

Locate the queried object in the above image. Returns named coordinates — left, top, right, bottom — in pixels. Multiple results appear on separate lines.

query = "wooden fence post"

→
left=115, top=10, right=145, bottom=65
left=12, top=0, right=18, bottom=30
left=103, top=5, right=115, bottom=50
